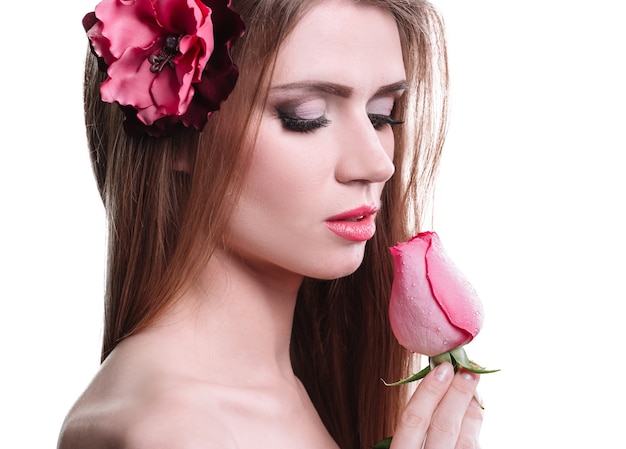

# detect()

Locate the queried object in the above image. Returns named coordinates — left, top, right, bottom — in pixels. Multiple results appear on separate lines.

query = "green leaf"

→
left=382, top=365, right=431, bottom=386
left=372, top=436, right=393, bottom=449
left=383, top=347, right=499, bottom=387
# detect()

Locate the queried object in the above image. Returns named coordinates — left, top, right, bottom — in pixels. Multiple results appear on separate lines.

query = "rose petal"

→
left=426, top=232, right=484, bottom=339
left=388, top=232, right=483, bottom=356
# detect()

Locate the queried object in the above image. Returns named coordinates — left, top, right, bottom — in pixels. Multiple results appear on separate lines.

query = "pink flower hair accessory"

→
left=83, top=0, right=244, bottom=136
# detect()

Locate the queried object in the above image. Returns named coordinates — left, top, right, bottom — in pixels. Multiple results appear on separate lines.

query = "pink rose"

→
left=389, top=231, right=483, bottom=357
left=376, top=232, right=497, bottom=448
left=83, top=0, right=243, bottom=136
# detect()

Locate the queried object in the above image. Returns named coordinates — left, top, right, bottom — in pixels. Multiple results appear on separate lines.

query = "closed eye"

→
left=276, top=109, right=331, bottom=133
left=368, top=113, right=404, bottom=130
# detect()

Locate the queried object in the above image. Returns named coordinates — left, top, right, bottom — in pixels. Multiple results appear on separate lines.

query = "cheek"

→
left=249, top=125, right=332, bottom=197
left=245, top=137, right=300, bottom=198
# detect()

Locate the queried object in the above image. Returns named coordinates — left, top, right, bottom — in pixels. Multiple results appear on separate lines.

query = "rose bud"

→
left=374, top=232, right=499, bottom=449
left=384, top=231, right=498, bottom=387
left=389, top=231, right=483, bottom=356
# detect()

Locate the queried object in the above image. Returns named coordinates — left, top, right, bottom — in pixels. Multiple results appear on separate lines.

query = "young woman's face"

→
left=224, top=0, right=407, bottom=282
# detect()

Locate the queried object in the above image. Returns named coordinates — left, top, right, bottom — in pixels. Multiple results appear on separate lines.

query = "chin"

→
left=309, top=254, right=365, bottom=280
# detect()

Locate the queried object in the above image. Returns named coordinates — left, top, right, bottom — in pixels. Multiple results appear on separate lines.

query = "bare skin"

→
left=59, top=247, right=340, bottom=449
left=59, top=1, right=482, bottom=448
left=391, top=364, right=483, bottom=449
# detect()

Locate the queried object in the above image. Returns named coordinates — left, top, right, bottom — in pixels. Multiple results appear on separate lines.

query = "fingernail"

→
left=434, top=362, right=452, bottom=381
left=461, top=370, right=478, bottom=382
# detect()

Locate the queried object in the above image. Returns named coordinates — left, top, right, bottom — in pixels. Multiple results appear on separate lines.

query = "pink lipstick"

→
left=325, top=206, right=378, bottom=242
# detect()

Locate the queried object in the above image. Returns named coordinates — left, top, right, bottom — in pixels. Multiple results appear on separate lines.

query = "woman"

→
left=58, top=0, right=483, bottom=448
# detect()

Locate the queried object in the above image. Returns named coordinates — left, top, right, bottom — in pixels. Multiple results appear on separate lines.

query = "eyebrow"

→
left=270, top=80, right=409, bottom=98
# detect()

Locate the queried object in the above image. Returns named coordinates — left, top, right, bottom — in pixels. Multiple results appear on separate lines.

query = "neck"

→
left=138, top=248, right=304, bottom=387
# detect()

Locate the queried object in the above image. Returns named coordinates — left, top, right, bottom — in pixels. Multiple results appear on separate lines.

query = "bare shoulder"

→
left=58, top=364, right=237, bottom=449
left=124, top=383, right=238, bottom=449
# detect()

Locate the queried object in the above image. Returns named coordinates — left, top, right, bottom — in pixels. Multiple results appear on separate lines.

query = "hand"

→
left=390, top=362, right=483, bottom=449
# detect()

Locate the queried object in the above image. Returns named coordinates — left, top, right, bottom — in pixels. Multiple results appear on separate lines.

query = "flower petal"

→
left=388, top=232, right=484, bottom=357
left=425, top=232, right=484, bottom=339
left=153, top=0, right=210, bottom=34
left=95, top=0, right=163, bottom=58
left=84, top=13, right=115, bottom=66
left=100, top=46, right=159, bottom=110
left=84, top=0, right=243, bottom=135
left=389, top=235, right=468, bottom=356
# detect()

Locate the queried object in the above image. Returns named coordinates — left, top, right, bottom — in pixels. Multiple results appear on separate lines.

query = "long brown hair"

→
left=83, top=0, right=448, bottom=447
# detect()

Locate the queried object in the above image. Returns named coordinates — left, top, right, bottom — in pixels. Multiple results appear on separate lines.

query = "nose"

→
left=334, top=116, right=395, bottom=184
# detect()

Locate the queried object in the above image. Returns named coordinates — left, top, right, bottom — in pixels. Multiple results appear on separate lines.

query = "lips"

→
left=325, top=205, right=378, bottom=242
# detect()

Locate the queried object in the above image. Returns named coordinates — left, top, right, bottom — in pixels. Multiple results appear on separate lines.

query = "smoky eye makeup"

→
left=273, top=98, right=330, bottom=133
left=366, top=96, right=404, bottom=130
left=276, top=110, right=331, bottom=133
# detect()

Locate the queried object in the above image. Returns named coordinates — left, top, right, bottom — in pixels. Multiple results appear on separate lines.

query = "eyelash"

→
left=276, top=109, right=331, bottom=134
left=276, top=109, right=404, bottom=134
left=368, top=113, right=404, bottom=130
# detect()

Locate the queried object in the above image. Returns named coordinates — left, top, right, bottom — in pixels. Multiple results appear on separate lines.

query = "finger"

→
left=390, top=362, right=454, bottom=449
left=455, top=390, right=484, bottom=449
left=424, top=369, right=480, bottom=449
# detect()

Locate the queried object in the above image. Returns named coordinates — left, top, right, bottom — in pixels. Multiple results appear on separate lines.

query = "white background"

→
left=1, top=1, right=624, bottom=447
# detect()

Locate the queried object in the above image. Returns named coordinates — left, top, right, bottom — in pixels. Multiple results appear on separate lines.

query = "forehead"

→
left=271, top=1, right=406, bottom=88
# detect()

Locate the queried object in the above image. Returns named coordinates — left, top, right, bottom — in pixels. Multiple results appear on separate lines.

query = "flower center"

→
left=148, top=35, right=182, bottom=73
